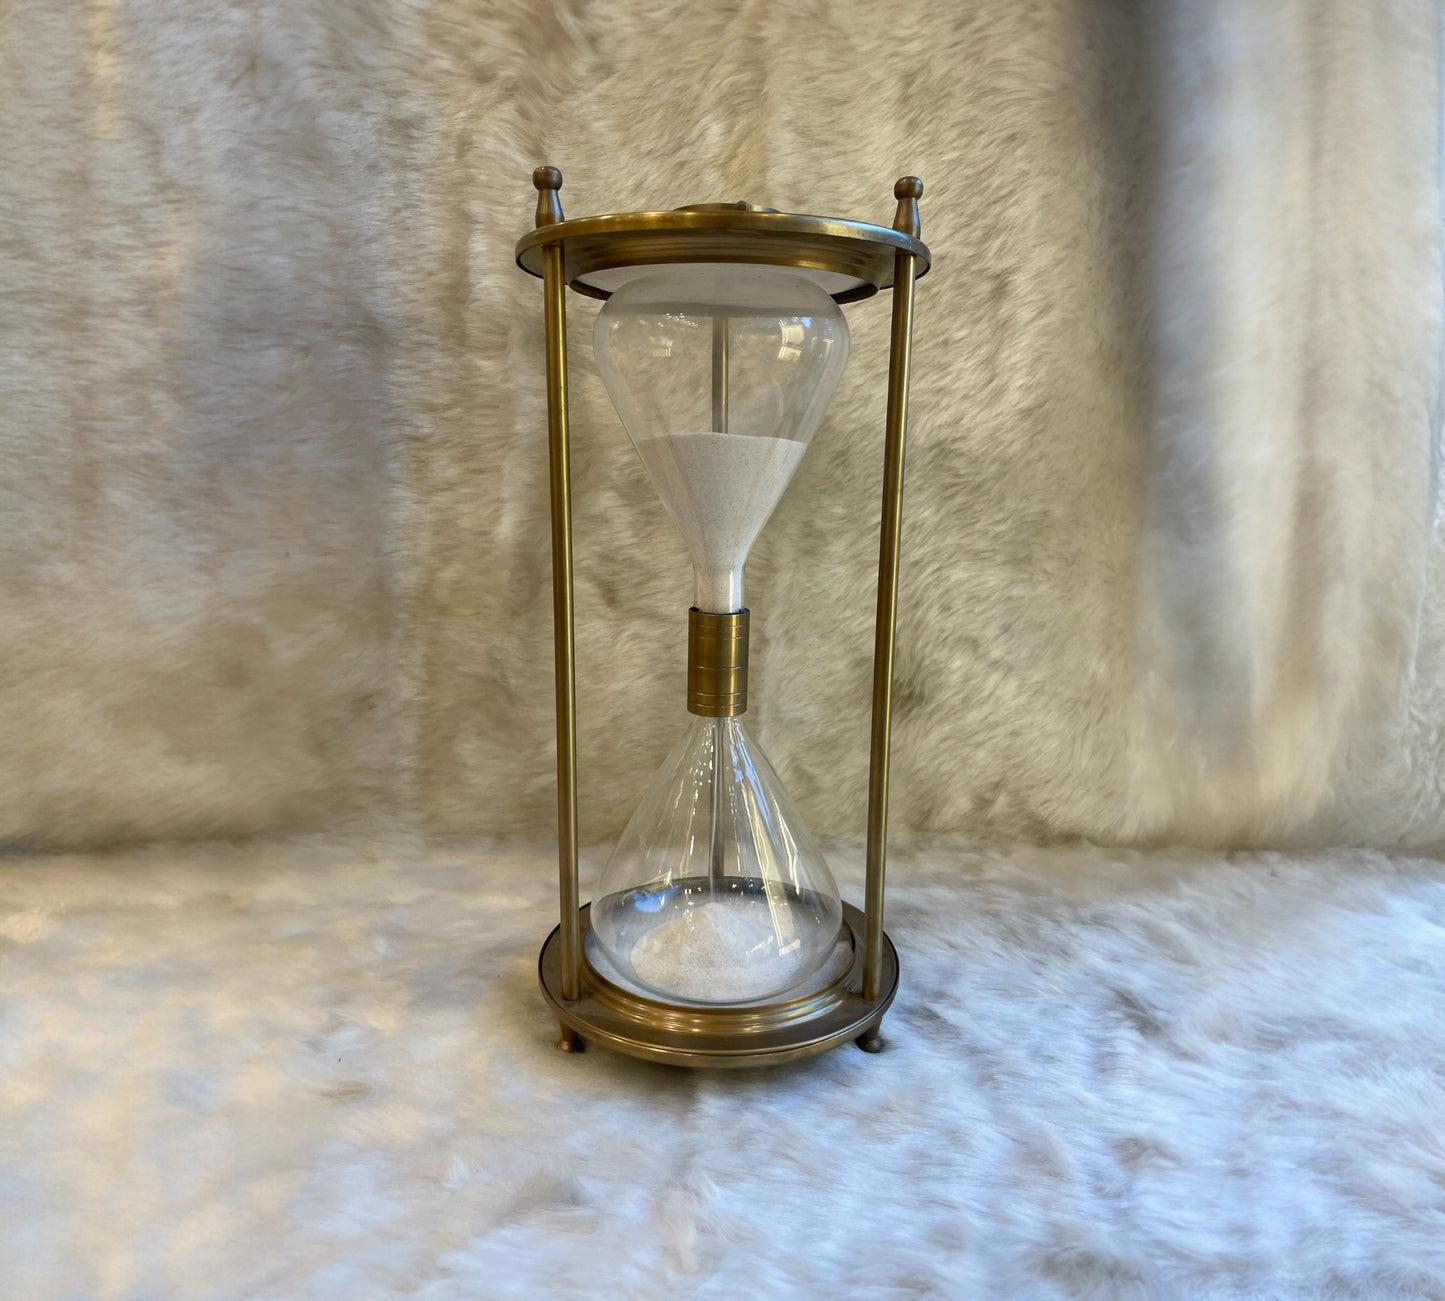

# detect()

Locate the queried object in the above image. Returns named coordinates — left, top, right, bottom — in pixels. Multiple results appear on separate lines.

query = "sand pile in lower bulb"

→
left=627, top=896, right=804, bottom=1004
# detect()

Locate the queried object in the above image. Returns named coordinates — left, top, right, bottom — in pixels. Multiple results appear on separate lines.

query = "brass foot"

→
left=855, top=1027, right=884, bottom=1053
left=557, top=1024, right=584, bottom=1053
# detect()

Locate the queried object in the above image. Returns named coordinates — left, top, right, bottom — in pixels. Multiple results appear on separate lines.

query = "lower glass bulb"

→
left=590, top=715, right=843, bottom=1005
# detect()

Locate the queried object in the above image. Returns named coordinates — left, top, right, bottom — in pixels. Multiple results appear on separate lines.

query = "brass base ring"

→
left=538, top=901, right=898, bottom=1068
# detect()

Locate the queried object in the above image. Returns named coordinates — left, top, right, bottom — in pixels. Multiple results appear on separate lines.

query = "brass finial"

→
left=892, top=176, right=923, bottom=239
left=534, top=166, right=564, bottom=228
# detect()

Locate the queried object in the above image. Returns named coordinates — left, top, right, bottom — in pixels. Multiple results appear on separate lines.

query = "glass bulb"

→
left=590, top=715, right=844, bottom=1004
left=590, top=262, right=850, bottom=1006
left=595, top=264, right=849, bottom=612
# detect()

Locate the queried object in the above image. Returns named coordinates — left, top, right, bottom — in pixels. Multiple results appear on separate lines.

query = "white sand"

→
left=625, top=894, right=807, bottom=1003
left=635, top=431, right=806, bottom=612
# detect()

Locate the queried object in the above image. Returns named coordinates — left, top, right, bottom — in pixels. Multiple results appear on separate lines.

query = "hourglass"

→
left=516, top=169, right=929, bottom=1066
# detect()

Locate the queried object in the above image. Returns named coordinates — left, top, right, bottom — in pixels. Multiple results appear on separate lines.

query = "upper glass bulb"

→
left=594, top=264, right=850, bottom=612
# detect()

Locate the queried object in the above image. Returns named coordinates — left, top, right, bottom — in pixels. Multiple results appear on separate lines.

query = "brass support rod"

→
left=711, top=314, right=729, bottom=433
left=863, top=247, right=918, bottom=1003
left=542, top=241, right=582, bottom=1003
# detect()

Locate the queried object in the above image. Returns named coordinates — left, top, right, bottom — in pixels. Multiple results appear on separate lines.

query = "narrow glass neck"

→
left=695, top=564, right=743, bottom=614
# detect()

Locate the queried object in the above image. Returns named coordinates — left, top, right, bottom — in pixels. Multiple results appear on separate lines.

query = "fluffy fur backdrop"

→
left=3, top=838, right=1445, bottom=1297
left=1, top=0, right=1441, bottom=852
left=7, top=8, right=1445, bottom=1295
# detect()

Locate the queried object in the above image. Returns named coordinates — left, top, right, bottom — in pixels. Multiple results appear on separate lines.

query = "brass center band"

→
left=687, top=608, right=749, bottom=716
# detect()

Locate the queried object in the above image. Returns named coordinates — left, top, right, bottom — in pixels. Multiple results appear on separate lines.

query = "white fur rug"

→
left=4, top=839, right=1444, bottom=1298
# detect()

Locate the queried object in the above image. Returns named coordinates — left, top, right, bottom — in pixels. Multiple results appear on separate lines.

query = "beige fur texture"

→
left=6, top=837, right=1445, bottom=1295
left=0, top=0, right=1441, bottom=851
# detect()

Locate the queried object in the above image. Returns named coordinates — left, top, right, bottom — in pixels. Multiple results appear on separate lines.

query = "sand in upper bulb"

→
left=634, top=431, right=807, bottom=612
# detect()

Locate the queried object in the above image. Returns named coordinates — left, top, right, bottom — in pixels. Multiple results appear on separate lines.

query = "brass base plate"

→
left=538, top=902, right=898, bottom=1068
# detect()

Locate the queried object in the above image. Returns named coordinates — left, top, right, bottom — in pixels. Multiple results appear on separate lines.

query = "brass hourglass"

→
left=516, top=169, right=929, bottom=1067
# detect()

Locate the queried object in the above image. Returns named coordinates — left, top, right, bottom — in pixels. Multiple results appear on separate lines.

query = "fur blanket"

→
left=4, top=838, right=1444, bottom=1296
left=0, top=0, right=1441, bottom=851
